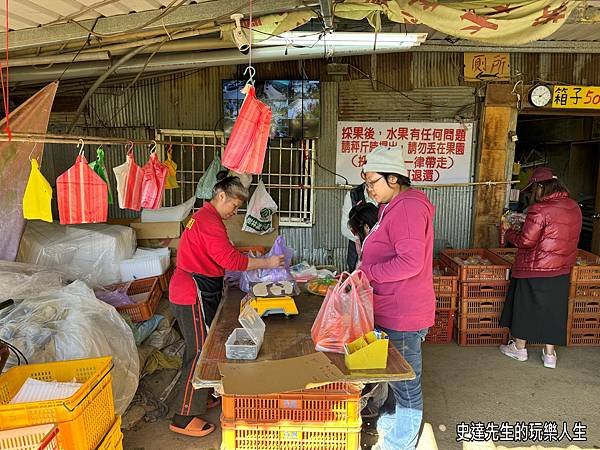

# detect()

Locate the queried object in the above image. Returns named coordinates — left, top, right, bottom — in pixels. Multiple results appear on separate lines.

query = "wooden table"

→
left=192, top=287, right=415, bottom=390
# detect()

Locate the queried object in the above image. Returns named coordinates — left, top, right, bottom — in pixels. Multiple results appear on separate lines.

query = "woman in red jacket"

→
left=168, top=172, right=283, bottom=437
left=499, top=167, right=582, bottom=369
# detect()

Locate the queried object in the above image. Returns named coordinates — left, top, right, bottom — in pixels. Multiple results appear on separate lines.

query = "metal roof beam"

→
left=418, top=39, right=600, bottom=53
left=2, top=0, right=313, bottom=52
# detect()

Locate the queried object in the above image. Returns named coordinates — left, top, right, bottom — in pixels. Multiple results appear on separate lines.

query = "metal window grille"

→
left=156, top=129, right=315, bottom=226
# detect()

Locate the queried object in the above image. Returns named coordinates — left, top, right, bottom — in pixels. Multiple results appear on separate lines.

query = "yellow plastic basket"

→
left=0, top=357, right=114, bottom=450
left=221, top=421, right=361, bottom=450
left=97, top=416, right=123, bottom=450
left=0, top=423, right=59, bottom=450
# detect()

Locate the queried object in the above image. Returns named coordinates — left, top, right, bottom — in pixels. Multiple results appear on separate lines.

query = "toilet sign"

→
left=336, top=121, right=473, bottom=185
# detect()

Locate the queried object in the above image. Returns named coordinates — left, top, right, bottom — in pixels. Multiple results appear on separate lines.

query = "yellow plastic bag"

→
left=163, top=147, right=179, bottom=189
left=23, top=158, right=53, bottom=222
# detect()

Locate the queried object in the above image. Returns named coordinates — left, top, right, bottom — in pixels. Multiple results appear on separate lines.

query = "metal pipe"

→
left=417, top=41, right=600, bottom=54
left=5, top=51, right=110, bottom=67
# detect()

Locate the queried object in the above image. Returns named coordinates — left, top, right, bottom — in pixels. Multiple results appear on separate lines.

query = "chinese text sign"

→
left=464, top=53, right=510, bottom=81
left=336, top=121, right=474, bottom=186
left=552, top=85, right=600, bottom=109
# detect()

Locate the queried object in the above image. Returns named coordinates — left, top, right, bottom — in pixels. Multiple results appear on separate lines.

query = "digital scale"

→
left=240, top=294, right=298, bottom=317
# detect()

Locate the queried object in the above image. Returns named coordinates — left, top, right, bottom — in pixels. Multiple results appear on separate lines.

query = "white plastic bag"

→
left=242, top=181, right=277, bottom=235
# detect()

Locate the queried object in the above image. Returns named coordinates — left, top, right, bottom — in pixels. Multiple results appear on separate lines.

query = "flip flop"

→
left=207, top=396, right=221, bottom=409
left=169, top=418, right=215, bottom=437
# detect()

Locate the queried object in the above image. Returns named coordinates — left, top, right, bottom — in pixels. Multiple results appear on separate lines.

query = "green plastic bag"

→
left=195, top=156, right=224, bottom=200
left=89, top=147, right=113, bottom=204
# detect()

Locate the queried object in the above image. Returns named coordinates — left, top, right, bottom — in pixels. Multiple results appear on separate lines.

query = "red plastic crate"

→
left=435, top=294, right=456, bottom=310
left=439, top=249, right=510, bottom=282
left=571, top=249, right=600, bottom=283
left=425, top=309, right=454, bottom=343
left=456, top=328, right=509, bottom=346
left=460, top=281, right=509, bottom=300
left=488, top=248, right=517, bottom=266
left=459, top=297, right=506, bottom=317
left=458, top=314, right=503, bottom=331
left=569, top=297, right=600, bottom=316
left=110, top=277, right=162, bottom=322
left=221, top=383, right=361, bottom=427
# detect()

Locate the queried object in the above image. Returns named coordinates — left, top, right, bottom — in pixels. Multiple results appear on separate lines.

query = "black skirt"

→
left=499, top=275, right=570, bottom=346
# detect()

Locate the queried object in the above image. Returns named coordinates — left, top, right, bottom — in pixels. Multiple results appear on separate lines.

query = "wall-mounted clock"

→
left=529, top=85, right=552, bottom=108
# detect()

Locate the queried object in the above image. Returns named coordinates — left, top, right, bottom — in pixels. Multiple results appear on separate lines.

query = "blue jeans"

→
left=373, top=327, right=428, bottom=450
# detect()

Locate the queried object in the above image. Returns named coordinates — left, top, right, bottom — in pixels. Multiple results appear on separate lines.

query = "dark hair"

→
left=535, top=178, right=569, bottom=202
left=378, top=172, right=411, bottom=188
left=212, top=170, right=249, bottom=202
left=348, top=202, right=379, bottom=244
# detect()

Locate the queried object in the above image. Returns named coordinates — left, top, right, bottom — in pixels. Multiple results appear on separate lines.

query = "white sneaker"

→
left=542, top=349, right=557, bottom=369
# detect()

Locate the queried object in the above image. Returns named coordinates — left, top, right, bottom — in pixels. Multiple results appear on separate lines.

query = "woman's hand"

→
left=266, top=255, right=285, bottom=269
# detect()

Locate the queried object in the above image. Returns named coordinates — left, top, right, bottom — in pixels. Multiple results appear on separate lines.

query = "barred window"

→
left=156, top=129, right=315, bottom=226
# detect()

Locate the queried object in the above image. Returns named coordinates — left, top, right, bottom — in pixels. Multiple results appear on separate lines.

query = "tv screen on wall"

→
left=222, top=79, right=320, bottom=139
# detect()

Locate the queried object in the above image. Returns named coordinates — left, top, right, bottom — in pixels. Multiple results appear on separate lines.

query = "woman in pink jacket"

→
left=360, top=146, right=436, bottom=450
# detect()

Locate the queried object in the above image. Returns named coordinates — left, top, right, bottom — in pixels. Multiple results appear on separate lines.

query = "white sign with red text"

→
left=336, top=121, right=474, bottom=185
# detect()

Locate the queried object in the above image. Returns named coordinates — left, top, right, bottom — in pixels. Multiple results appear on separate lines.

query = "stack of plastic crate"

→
left=0, top=357, right=123, bottom=450
left=220, top=382, right=362, bottom=450
left=426, top=260, right=458, bottom=343
left=440, top=249, right=510, bottom=346
left=568, top=249, right=600, bottom=346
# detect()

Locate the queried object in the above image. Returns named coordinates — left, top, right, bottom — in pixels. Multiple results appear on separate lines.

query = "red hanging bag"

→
left=141, top=151, right=168, bottom=209
left=122, top=150, right=144, bottom=211
left=56, top=150, right=108, bottom=225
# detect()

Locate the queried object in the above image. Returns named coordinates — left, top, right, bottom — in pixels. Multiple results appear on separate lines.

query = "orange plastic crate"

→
left=0, top=424, right=59, bottom=450
left=569, top=315, right=600, bottom=331
left=569, top=282, right=600, bottom=300
left=568, top=330, right=600, bottom=346
left=458, top=314, right=503, bottom=331
left=455, top=328, right=509, bottom=346
left=460, top=281, right=509, bottom=300
left=439, top=249, right=510, bottom=282
left=433, top=260, right=458, bottom=295
left=459, top=297, right=506, bottom=317
left=111, top=277, right=162, bottom=322
left=488, top=248, right=517, bottom=266
left=571, top=249, right=600, bottom=283
left=157, top=266, right=174, bottom=291
left=435, top=294, right=456, bottom=310
left=221, top=421, right=361, bottom=450
left=0, top=357, right=114, bottom=450
left=569, top=297, right=600, bottom=316
left=425, top=309, right=454, bottom=344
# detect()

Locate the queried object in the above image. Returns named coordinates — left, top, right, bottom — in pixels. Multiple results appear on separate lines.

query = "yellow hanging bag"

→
left=23, top=158, right=53, bottom=222
left=163, top=146, right=179, bottom=189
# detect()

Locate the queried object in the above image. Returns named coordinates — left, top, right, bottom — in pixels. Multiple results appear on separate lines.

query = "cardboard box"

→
left=130, top=216, right=191, bottom=240
left=137, top=238, right=181, bottom=252
left=225, top=214, right=279, bottom=248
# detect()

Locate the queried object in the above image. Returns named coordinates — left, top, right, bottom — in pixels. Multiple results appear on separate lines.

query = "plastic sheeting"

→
left=17, top=221, right=136, bottom=286
left=0, top=82, right=58, bottom=261
left=0, top=280, right=139, bottom=415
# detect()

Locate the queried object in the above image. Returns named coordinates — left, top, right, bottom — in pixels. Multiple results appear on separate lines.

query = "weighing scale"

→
left=240, top=294, right=298, bottom=317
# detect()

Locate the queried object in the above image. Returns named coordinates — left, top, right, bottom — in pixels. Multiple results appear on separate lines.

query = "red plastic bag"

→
left=311, top=270, right=374, bottom=353
left=56, top=152, right=108, bottom=225
left=222, top=85, right=272, bottom=174
left=114, top=150, right=144, bottom=211
left=141, top=152, right=168, bottom=209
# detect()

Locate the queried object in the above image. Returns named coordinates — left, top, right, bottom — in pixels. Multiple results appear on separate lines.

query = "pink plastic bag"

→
left=311, top=270, right=374, bottom=353
left=141, top=152, right=168, bottom=209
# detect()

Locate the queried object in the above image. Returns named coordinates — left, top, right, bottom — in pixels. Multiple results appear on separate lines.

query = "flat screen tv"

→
left=222, top=79, right=320, bottom=139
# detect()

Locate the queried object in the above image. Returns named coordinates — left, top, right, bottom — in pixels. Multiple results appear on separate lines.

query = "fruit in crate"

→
left=307, top=277, right=338, bottom=296
left=454, top=255, right=492, bottom=265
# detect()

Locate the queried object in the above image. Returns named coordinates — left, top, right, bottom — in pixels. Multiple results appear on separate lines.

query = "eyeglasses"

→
left=364, top=176, right=384, bottom=189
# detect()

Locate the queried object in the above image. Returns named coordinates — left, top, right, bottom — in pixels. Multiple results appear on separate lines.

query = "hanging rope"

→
left=0, top=0, right=11, bottom=140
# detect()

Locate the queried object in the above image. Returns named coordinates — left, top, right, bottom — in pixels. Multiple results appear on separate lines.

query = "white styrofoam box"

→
left=17, top=222, right=136, bottom=286
left=119, top=247, right=171, bottom=281
left=140, top=197, right=196, bottom=223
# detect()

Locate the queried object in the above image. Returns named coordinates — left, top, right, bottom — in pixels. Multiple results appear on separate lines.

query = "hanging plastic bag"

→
left=240, top=235, right=294, bottom=293
left=195, top=156, right=224, bottom=200
left=23, top=158, right=53, bottom=222
left=163, top=146, right=179, bottom=190
left=242, top=180, right=277, bottom=234
left=89, top=146, right=113, bottom=204
left=141, top=151, right=168, bottom=209
left=113, top=149, right=143, bottom=211
left=311, top=270, right=374, bottom=354
left=222, top=85, right=272, bottom=174
left=56, top=150, right=108, bottom=225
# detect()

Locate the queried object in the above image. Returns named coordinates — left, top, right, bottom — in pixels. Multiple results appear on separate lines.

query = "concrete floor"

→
left=123, top=344, right=600, bottom=450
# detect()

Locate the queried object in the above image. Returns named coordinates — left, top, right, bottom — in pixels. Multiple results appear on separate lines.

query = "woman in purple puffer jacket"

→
left=499, top=167, right=582, bottom=369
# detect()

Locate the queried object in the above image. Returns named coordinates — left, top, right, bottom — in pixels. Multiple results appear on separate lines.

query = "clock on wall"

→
left=529, top=85, right=552, bottom=108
